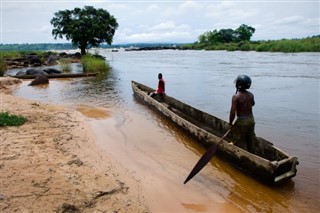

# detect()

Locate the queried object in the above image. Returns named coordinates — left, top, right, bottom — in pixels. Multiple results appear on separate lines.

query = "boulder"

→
left=26, top=55, right=42, bottom=65
left=28, top=75, right=49, bottom=86
left=47, top=55, right=59, bottom=65
left=16, top=70, right=26, bottom=76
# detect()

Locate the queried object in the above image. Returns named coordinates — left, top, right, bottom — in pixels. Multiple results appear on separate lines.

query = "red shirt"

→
left=157, top=78, right=165, bottom=94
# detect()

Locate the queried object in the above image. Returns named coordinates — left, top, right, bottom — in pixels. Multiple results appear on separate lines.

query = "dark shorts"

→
left=233, top=117, right=255, bottom=153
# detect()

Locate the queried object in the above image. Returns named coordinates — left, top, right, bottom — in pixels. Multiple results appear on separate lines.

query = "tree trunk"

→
left=80, top=47, right=86, bottom=55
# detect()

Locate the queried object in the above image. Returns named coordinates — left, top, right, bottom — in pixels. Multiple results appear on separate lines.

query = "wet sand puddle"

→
left=76, top=104, right=111, bottom=119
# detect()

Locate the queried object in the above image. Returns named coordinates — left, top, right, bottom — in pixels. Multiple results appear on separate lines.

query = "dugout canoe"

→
left=9, top=73, right=98, bottom=79
left=131, top=80, right=298, bottom=184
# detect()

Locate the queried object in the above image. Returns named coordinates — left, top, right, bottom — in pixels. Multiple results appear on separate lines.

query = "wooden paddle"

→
left=184, top=128, right=232, bottom=184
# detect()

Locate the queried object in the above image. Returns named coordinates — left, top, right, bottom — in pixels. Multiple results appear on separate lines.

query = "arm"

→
left=252, top=93, right=255, bottom=106
left=229, top=95, right=237, bottom=127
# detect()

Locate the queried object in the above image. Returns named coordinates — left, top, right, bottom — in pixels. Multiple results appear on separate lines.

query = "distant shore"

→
left=1, top=35, right=319, bottom=53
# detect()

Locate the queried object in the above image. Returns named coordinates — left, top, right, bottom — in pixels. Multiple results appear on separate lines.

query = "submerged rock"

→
left=28, top=74, right=49, bottom=86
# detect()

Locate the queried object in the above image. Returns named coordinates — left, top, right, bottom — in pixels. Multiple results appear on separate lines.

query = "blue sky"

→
left=1, top=0, right=319, bottom=44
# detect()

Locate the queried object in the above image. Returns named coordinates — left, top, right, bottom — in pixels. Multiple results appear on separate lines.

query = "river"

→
left=12, top=50, right=319, bottom=212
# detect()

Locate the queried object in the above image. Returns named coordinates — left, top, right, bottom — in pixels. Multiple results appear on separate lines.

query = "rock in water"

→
left=28, top=75, right=49, bottom=86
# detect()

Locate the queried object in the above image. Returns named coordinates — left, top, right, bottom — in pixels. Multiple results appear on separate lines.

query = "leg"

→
left=246, top=124, right=255, bottom=153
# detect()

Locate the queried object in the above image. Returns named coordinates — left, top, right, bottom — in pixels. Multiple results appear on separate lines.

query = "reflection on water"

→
left=13, top=69, right=125, bottom=108
left=11, top=50, right=320, bottom=213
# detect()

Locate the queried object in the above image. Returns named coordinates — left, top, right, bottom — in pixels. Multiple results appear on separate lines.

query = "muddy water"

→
left=12, top=50, right=319, bottom=212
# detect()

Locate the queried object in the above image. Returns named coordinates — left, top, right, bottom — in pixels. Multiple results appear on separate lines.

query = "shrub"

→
left=60, top=58, right=72, bottom=72
left=0, top=57, right=7, bottom=77
left=81, top=55, right=109, bottom=73
left=0, top=112, right=27, bottom=126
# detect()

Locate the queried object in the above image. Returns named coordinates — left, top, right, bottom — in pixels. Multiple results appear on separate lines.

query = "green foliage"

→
left=50, top=6, right=119, bottom=55
left=235, top=24, right=256, bottom=42
left=0, top=50, right=50, bottom=59
left=81, top=55, right=109, bottom=73
left=60, top=58, right=72, bottom=72
left=0, top=57, right=7, bottom=76
left=255, top=37, right=320, bottom=52
left=182, top=36, right=320, bottom=53
left=0, top=112, right=27, bottom=126
left=198, top=24, right=256, bottom=45
left=0, top=43, right=77, bottom=51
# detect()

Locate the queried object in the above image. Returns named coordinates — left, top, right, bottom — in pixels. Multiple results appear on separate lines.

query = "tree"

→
left=198, top=30, right=222, bottom=44
left=50, top=6, right=119, bottom=55
left=218, top=29, right=235, bottom=43
left=235, top=24, right=255, bottom=42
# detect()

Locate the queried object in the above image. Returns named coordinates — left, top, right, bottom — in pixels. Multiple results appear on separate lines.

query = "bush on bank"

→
left=81, top=54, right=109, bottom=73
left=0, top=58, right=6, bottom=77
left=0, top=112, right=27, bottom=126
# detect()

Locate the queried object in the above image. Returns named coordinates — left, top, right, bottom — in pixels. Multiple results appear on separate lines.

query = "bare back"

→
left=231, top=90, right=255, bottom=118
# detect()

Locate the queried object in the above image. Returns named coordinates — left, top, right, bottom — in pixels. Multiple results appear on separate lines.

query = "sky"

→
left=0, top=0, right=319, bottom=44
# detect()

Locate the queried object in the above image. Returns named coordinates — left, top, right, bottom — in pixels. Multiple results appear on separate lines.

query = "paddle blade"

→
left=184, top=144, right=218, bottom=184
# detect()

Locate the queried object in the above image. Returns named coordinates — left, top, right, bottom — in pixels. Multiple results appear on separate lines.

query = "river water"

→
left=11, top=50, right=319, bottom=212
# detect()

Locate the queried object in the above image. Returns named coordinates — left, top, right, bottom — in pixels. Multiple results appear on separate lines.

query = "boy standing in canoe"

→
left=229, top=75, right=256, bottom=153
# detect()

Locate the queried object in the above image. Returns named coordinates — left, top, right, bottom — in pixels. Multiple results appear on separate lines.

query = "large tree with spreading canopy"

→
left=50, top=6, right=119, bottom=55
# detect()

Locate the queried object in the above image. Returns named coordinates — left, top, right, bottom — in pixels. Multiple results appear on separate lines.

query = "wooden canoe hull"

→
left=131, top=81, right=298, bottom=184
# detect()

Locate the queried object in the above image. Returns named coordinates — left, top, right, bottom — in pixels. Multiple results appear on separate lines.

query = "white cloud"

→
left=115, top=21, right=193, bottom=43
left=1, top=1, right=319, bottom=44
left=274, top=16, right=306, bottom=25
left=178, top=1, right=202, bottom=12
left=146, top=4, right=160, bottom=11
left=148, top=21, right=190, bottom=32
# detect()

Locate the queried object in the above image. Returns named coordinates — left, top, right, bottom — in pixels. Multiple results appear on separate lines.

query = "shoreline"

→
left=0, top=78, right=148, bottom=212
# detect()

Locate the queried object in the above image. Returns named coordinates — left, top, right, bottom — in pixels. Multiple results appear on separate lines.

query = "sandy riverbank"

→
left=0, top=77, right=148, bottom=212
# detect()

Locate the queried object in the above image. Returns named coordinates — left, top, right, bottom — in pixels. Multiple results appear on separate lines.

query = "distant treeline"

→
left=1, top=36, right=319, bottom=53
left=0, top=43, right=182, bottom=51
left=181, top=35, right=320, bottom=52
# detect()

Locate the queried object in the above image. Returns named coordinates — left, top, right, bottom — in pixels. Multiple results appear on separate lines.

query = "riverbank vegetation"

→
left=180, top=23, right=319, bottom=52
left=0, top=50, right=109, bottom=76
left=0, top=112, right=27, bottom=126
left=181, top=35, right=320, bottom=52
left=60, top=58, right=72, bottom=72
left=0, top=58, right=7, bottom=76
left=81, top=55, right=109, bottom=73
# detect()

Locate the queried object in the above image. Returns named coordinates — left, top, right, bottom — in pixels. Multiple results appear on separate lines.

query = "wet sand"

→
left=0, top=78, right=148, bottom=212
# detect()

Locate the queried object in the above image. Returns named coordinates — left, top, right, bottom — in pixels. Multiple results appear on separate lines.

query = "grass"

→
left=60, top=58, right=72, bottom=72
left=81, top=55, right=109, bottom=73
left=0, top=112, right=27, bottom=126
left=0, top=50, right=50, bottom=59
